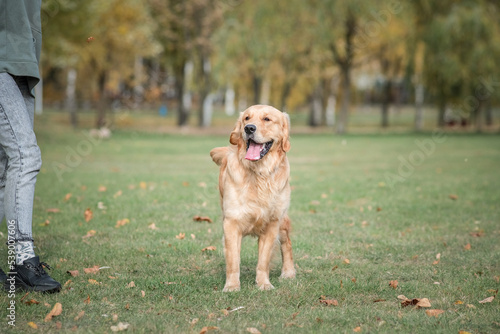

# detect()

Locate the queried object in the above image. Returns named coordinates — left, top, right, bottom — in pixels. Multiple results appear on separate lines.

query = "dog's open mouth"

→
left=245, top=139, right=274, bottom=161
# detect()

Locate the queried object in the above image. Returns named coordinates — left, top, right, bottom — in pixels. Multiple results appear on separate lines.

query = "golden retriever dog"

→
left=210, top=104, right=296, bottom=291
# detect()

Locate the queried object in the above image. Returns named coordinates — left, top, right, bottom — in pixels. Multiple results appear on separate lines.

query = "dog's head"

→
left=230, top=105, right=290, bottom=161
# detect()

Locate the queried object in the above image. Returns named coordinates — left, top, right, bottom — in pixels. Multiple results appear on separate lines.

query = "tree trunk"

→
left=381, top=79, right=391, bottom=128
left=437, top=99, right=446, bottom=128
left=280, top=81, right=292, bottom=112
left=65, top=68, right=78, bottom=128
left=225, top=84, right=236, bottom=116
left=198, top=56, right=210, bottom=127
left=309, top=83, right=323, bottom=127
left=260, top=77, right=270, bottom=105
left=414, top=82, right=424, bottom=131
left=476, top=100, right=484, bottom=133
left=336, top=66, right=350, bottom=134
left=485, top=99, right=493, bottom=127
left=252, top=74, right=262, bottom=105
left=95, top=71, right=107, bottom=129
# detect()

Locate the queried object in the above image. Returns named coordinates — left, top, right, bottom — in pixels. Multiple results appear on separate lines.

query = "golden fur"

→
left=210, top=105, right=296, bottom=291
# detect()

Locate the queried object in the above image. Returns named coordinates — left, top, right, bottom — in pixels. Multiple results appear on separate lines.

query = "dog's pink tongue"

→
left=245, top=141, right=263, bottom=161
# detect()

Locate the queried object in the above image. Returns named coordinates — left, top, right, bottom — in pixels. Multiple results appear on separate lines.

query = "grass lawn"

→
left=1, top=113, right=499, bottom=333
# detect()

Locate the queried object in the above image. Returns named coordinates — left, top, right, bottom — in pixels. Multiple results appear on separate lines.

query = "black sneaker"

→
left=0, top=267, right=6, bottom=284
left=4, top=256, right=61, bottom=293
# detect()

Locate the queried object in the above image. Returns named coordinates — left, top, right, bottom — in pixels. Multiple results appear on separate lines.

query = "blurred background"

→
left=37, top=0, right=500, bottom=134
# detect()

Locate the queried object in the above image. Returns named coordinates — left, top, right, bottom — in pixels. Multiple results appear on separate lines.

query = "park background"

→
left=2, top=0, right=500, bottom=333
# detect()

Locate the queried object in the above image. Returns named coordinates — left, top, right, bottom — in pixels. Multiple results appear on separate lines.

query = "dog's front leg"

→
left=223, top=219, right=242, bottom=292
left=256, top=226, right=279, bottom=290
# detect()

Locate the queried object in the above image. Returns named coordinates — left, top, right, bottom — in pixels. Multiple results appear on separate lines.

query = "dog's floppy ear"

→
left=230, top=112, right=243, bottom=145
left=281, top=112, right=291, bottom=152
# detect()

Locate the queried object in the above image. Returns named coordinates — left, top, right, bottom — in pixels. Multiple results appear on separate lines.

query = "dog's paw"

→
left=257, top=283, right=275, bottom=291
left=223, top=284, right=241, bottom=292
left=280, top=269, right=296, bottom=279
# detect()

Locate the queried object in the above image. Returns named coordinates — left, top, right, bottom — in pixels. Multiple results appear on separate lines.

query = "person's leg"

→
left=0, top=72, right=60, bottom=292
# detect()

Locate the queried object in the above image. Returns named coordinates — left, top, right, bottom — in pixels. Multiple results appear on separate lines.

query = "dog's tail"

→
left=210, top=147, right=228, bottom=166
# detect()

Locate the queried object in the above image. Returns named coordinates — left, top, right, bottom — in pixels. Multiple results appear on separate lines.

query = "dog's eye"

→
left=245, top=116, right=250, bottom=121
left=264, top=117, right=271, bottom=122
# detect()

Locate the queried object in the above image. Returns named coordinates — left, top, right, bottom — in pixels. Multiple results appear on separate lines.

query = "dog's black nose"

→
left=244, top=124, right=256, bottom=134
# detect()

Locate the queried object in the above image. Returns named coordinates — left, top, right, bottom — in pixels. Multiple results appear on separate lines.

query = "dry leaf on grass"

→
left=82, top=230, right=96, bottom=239
left=353, top=326, right=362, bottom=332
left=202, top=246, right=216, bottom=252
left=84, top=208, right=93, bottom=222
left=84, top=266, right=100, bottom=274
left=44, top=302, right=62, bottom=322
left=111, top=322, right=130, bottom=332
left=479, top=296, right=495, bottom=304
left=84, top=295, right=91, bottom=304
left=399, top=296, right=431, bottom=308
left=246, top=328, right=262, bottom=334
left=199, top=326, right=219, bottom=334
left=25, top=299, right=40, bottom=305
left=141, top=290, right=145, bottom=297
left=113, top=190, right=123, bottom=198
left=139, top=181, right=147, bottom=189
left=193, top=215, right=213, bottom=223
left=88, top=279, right=101, bottom=285
left=46, top=208, right=61, bottom=213
left=98, top=185, right=107, bottom=192
left=148, top=223, right=159, bottom=230
left=449, top=194, right=458, bottom=200
left=343, top=259, right=350, bottom=264
left=389, top=280, right=398, bottom=289
left=67, top=270, right=79, bottom=277
left=27, top=322, right=38, bottom=329
left=464, top=243, right=471, bottom=250
left=64, top=193, right=72, bottom=201
left=74, top=311, right=85, bottom=321
left=426, top=309, right=445, bottom=317
left=176, top=233, right=185, bottom=240
left=126, top=281, right=136, bottom=288
left=319, top=296, right=338, bottom=306
left=115, top=219, right=130, bottom=228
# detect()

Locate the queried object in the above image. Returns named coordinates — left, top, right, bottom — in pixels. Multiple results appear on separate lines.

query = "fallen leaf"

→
left=199, top=326, right=219, bottom=334
left=74, top=310, right=85, bottom=321
left=84, top=295, right=90, bottom=304
left=332, top=265, right=338, bottom=271
left=113, top=314, right=118, bottom=322
left=82, top=230, right=96, bottom=239
left=141, top=290, right=145, bottom=297
left=455, top=300, right=464, bottom=305
left=139, top=181, right=147, bottom=189
left=176, top=232, right=185, bottom=240
left=191, top=234, right=196, bottom=239
left=479, top=296, right=495, bottom=304
left=23, top=298, right=39, bottom=306
left=84, top=208, right=93, bottom=222
left=111, top=322, right=130, bottom=332
left=28, top=321, right=38, bottom=329
left=115, top=218, right=130, bottom=228
left=97, top=202, right=107, bottom=210
left=458, top=331, right=472, bottom=334
left=98, top=185, right=107, bottom=192
left=113, top=190, right=123, bottom=198
left=449, top=194, right=458, bottom=200
left=246, top=328, right=261, bottom=334
left=88, top=279, right=100, bottom=285
left=202, top=246, right=216, bottom=252
left=126, top=281, right=136, bottom=288
left=426, top=309, right=445, bottom=317
left=343, top=259, right=350, bottom=264
left=319, top=296, right=338, bottom=306
left=353, top=326, right=362, bottom=332
left=63, top=279, right=72, bottom=287
left=416, top=298, right=432, bottom=308
left=464, top=243, right=471, bottom=250
left=193, top=215, right=213, bottom=223
left=84, top=266, right=100, bottom=274
left=373, top=299, right=386, bottom=303
left=389, top=280, right=398, bottom=289
left=466, top=304, right=476, bottom=309
left=46, top=208, right=61, bottom=213
left=148, top=223, right=159, bottom=230
left=64, top=193, right=72, bottom=201
left=39, top=219, right=50, bottom=227
left=44, top=302, right=62, bottom=322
